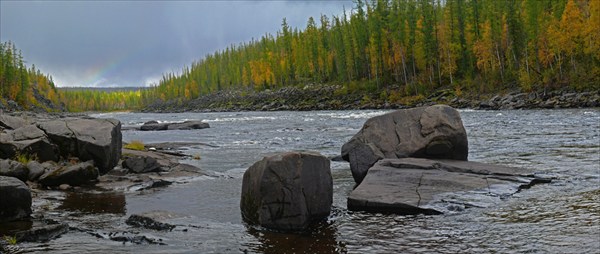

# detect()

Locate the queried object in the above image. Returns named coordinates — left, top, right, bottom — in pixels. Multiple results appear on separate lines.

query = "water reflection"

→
left=244, top=222, right=346, bottom=254
left=58, top=191, right=126, bottom=214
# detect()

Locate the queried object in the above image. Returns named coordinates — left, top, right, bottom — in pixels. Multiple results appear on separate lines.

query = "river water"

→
left=20, top=109, right=600, bottom=253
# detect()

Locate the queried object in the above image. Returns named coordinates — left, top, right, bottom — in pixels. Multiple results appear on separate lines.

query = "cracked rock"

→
left=347, top=158, right=552, bottom=215
left=341, top=105, right=468, bottom=184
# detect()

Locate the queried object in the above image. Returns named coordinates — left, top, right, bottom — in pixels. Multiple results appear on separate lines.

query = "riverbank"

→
left=141, top=84, right=600, bottom=113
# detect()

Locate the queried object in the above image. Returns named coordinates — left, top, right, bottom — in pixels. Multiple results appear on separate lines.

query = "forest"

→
left=2, top=0, right=599, bottom=112
left=137, top=0, right=600, bottom=111
left=0, top=41, right=62, bottom=111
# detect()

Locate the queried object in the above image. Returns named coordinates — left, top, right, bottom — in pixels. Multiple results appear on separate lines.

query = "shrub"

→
left=15, top=152, right=36, bottom=164
left=124, top=140, right=145, bottom=151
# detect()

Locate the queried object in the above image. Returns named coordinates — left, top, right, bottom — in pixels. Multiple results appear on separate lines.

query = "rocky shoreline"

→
left=0, top=113, right=211, bottom=249
left=141, top=85, right=600, bottom=112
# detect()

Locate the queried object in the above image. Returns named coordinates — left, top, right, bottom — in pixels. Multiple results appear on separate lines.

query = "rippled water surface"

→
left=21, top=109, right=600, bottom=253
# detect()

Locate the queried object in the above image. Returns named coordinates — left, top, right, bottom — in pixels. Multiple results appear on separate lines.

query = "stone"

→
left=341, top=105, right=468, bottom=184
left=38, top=118, right=122, bottom=174
left=38, top=160, right=99, bottom=186
left=0, top=159, right=28, bottom=182
left=140, top=121, right=169, bottom=131
left=347, top=158, right=552, bottom=215
left=126, top=212, right=176, bottom=231
left=14, top=222, right=69, bottom=242
left=0, top=176, right=32, bottom=222
left=241, top=152, right=332, bottom=231
left=26, top=161, right=55, bottom=181
left=167, top=120, right=209, bottom=130
left=122, top=156, right=162, bottom=173
left=2, top=125, right=60, bottom=162
left=139, top=120, right=210, bottom=131
left=0, top=115, right=28, bottom=130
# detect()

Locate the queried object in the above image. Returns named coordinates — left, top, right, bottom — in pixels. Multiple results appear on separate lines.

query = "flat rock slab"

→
left=348, top=158, right=552, bottom=215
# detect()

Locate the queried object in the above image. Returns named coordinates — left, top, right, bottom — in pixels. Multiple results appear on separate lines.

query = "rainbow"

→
left=82, top=45, right=147, bottom=87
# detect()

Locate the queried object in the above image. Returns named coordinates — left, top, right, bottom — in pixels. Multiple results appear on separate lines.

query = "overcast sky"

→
left=1, top=0, right=353, bottom=87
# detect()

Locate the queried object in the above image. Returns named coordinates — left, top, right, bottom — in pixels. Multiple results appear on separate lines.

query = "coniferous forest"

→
left=2, top=0, right=600, bottom=112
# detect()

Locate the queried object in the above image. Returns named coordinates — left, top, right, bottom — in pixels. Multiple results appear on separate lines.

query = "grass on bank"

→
left=124, top=140, right=145, bottom=151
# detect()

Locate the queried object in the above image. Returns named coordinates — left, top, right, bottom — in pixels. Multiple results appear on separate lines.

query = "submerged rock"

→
left=341, top=105, right=468, bottom=184
left=38, top=160, right=99, bottom=187
left=241, top=152, right=332, bottom=231
left=0, top=176, right=32, bottom=222
left=347, top=158, right=552, bottom=215
left=14, top=221, right=69, bottom=242
left=126, top=212, right=176, bottom=231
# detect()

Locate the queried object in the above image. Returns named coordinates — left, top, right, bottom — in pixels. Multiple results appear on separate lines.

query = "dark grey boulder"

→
left=0, top=176, right=32, bottom=222
left=1, top=125, right=60, bottom=162
left=241, top=152, right=332, bottom=231
left=167, top=120, right=210, bottom=130
left=347, top=158, right=552, bottom=215
left=341, top=105, right=468, bottom=184
left=122, top=156, right=162, bottom=173
left=140, top=121, right=169, bottom=131
left=0, top=115, right=28, bottom=130
left=139, top=120, right=209, bottom=131
left=0, top=159, right=28, bottom=182
left=37, top=118, right=122, bottom=174
left=38, top=160, right=99, bottom=186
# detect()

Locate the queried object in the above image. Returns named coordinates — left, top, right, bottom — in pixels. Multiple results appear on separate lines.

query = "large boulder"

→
left=0, top=176, right=32, bottom=222
left=37, top=118, right=122, bottom=174
left=38, top=160, right=99, bottom=186
left=347, top=158, right=551, bottom=215
left=341, top=105, right=468, bottom=184
left=0, top=159, right=28, bottom=182
left=0, top=124, right=60, bottom=162
left=241, top=152, right=332, bottom=231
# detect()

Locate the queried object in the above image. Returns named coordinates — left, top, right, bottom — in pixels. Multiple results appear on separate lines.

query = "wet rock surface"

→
left=241, top=152, right=333, bottom=231
left=126, top=211, right=176, bottom=231
left=342, top=105, right=468, bottom=184
left=38, top=160, right=99, bottom=187
left=13, top=220, right=69, bottom=242
left=0, top=176, right=32, bottom=222
left=348, top=158, right=552, bottom=215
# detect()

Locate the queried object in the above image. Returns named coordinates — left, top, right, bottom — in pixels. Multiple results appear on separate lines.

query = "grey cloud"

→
left=1, top=1, right=352, bottom=87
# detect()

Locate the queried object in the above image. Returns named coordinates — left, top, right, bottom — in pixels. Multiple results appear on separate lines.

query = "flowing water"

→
left=17, top=109, right=600, bottom=253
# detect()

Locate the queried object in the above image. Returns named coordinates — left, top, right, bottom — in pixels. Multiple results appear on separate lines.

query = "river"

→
left=19, top=109, right=600, bottom=253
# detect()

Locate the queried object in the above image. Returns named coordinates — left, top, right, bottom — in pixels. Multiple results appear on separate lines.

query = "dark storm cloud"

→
left=0, top=1, right=352, bottom=87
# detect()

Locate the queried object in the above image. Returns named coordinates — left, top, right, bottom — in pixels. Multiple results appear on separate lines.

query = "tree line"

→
left=0, top=41, right=62, bottom=111
left=143, top=0, right=598, bottom=108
